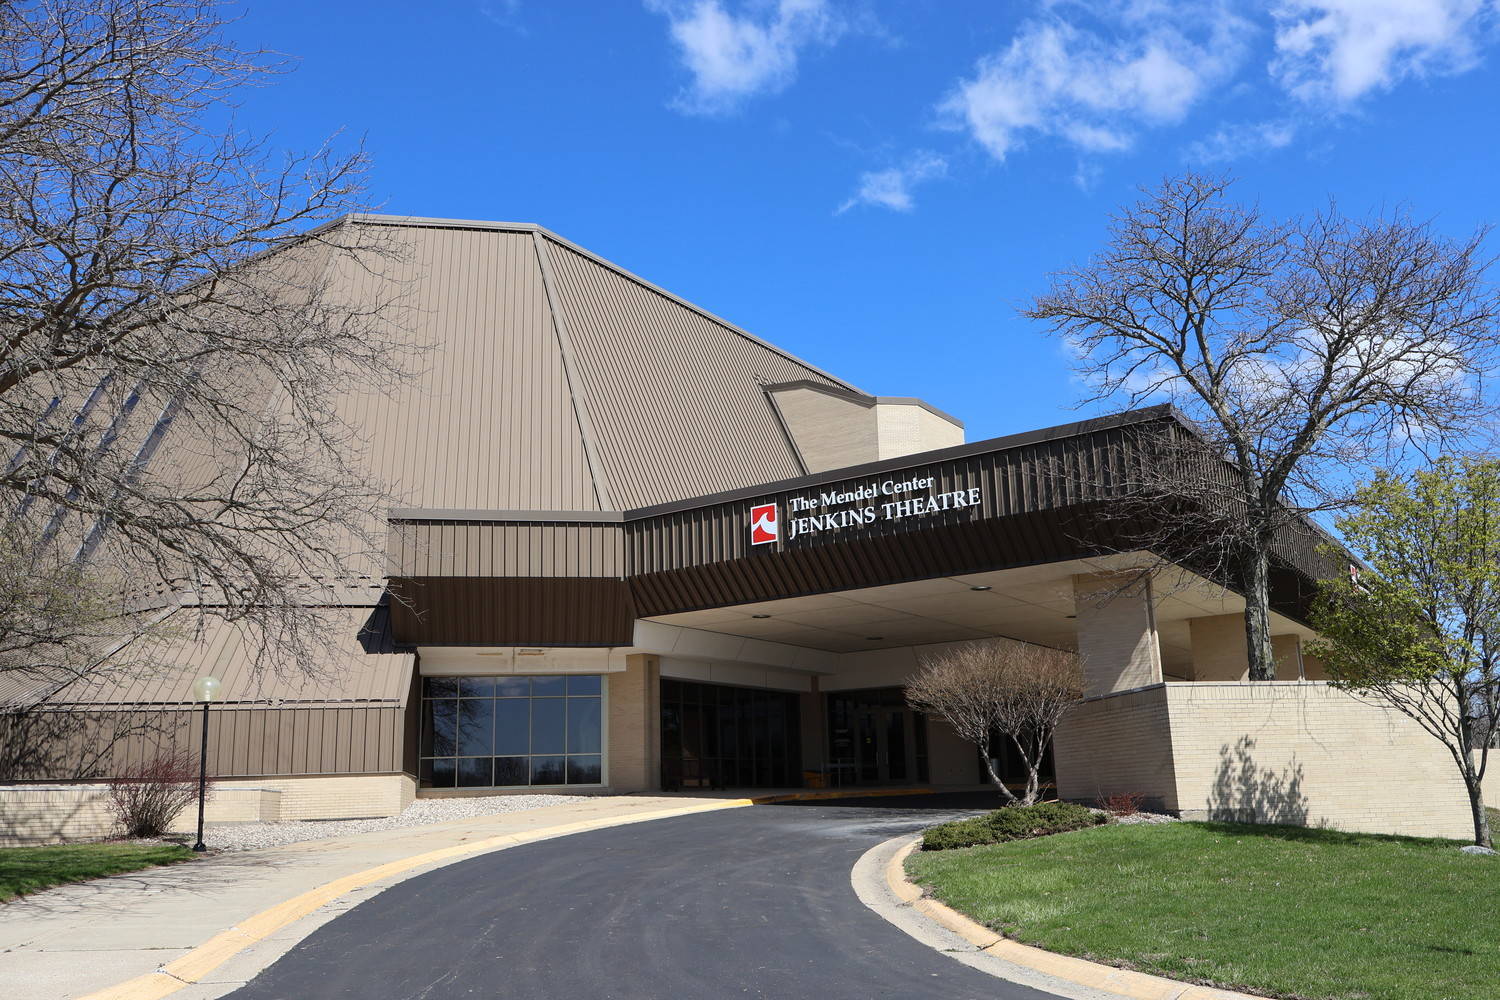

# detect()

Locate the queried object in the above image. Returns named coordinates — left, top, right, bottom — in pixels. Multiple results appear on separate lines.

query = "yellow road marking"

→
left=82, top=786, right=937, bottom=1000
left=79, top=799, right=753, bottom=1000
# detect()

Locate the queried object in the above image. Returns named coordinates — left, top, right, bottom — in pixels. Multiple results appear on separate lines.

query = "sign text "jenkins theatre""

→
left=781, top=475, right=982, bottom=542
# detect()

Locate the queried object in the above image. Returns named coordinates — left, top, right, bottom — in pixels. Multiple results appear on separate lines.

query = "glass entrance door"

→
left=828, top=687, right=928, bottom=786
left=855, top=706, right=915, bottom=783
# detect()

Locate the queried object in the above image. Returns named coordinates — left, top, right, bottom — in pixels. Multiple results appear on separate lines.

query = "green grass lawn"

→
left=907, top=821, right=1498, bottom=1000
left=0, top=842, right=194, bottom=902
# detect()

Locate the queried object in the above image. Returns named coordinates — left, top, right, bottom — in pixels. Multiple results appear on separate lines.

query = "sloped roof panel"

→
left=541, top=235, right=841, bottom=509
left=330, top=224, right=601, bottom=513
left=35, top=606, right=413, bottom=708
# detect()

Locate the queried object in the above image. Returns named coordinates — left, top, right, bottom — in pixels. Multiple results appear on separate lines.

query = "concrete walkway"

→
left=0, top=794, right=738, bottom=1000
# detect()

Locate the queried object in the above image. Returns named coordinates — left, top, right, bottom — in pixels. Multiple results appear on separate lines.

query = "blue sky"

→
left=227, top=1, right=1499, bottom=442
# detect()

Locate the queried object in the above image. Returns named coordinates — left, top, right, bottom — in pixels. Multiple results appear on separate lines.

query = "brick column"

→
left=1073, top=574, right=1163, bottom=697
left=1187, top=613, right=1304, bottom=681
left=1187, top=613, right=1248, bottom=680
left=608, top=654, right=660, bottom=792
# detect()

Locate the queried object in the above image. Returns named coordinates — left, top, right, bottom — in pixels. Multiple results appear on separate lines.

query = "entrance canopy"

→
left=642, top=557, right=1317, bottom=683
left=386, top=405, right=1341, bottom=657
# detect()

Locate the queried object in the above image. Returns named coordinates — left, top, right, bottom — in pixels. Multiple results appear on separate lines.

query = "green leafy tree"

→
left=1309, top=457, right=1500, bottom=848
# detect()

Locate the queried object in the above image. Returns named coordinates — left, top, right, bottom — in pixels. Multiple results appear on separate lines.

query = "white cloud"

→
left=837, top=152, right=947, bottom=213
left=1073, top=160, right=1104, bottom=192
left=1186, top=119, right=1299, bottom=162
left=1271, top=0, right=1494, bottom=104
left=940, top=5, right=1253, bottom=162
left=646, top=0, right=845, bottom=115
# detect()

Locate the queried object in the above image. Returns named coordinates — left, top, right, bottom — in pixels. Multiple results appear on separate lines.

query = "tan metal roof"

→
left=327, top=216, right=850, bottom=514
left=33, top=606, right=413, bottom=708
left=1, top=216, right=865, bottom=715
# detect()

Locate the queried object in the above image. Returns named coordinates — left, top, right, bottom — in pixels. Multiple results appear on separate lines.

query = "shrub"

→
left=921, top=801, right=1106, bottom=851
left=1103, top=791, right=1145, bottom=817
left=107, top=749, right=206, bottom=838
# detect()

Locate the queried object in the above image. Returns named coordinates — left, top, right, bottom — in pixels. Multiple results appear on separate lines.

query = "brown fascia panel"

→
left=382, top=405, right=1347, bottom=639
left=627, top=404, right=1181, bottom=519
left=388, top=577, right=636, bottom=647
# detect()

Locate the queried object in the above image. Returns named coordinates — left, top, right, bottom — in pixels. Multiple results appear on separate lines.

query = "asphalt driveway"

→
left=223, top=791, right=1064, bottom=1000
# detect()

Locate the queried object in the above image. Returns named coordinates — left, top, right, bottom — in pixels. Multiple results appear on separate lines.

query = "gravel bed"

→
left=1111, top=810, right=1180, bottom=825
left=1087, top=806, right=1181, bottom=826
left=203, top=794, right=581, bottom=852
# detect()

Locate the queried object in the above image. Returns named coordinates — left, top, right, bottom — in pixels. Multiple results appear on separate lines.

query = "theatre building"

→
left=0, top=216, right=1478, bottom=843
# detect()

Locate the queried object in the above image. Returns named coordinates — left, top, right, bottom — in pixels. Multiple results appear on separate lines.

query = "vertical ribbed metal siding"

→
left=43, top=610, right=415, bottom=707
left=332, top=225, right=601, bottom=512
left=6, top=705, right=407, bottom=780
left=189, top=704, right=406, bottom=776
left=542, top=237, right=838, bottom=509
left=388, top=521, right=625, bottom=577
left=625, top=424, right=1145, bottom=575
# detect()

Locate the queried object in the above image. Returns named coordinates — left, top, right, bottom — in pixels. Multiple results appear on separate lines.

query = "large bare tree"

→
left=1028, top=174, right=1499, bottom=680
left=906, top=640, right=1081, bottom=806
left=0, top=0, right=410, bottom=693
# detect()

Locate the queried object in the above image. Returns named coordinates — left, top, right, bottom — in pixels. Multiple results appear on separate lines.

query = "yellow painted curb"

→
left=78, top=799, right=755, bottom=1000
left=749, top=785, right=937, bottom=804
left=886, top=838, right=1264, bottom=1000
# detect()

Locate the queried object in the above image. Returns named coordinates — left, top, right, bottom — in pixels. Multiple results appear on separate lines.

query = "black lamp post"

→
left=191, top=675, right=222, bottom=852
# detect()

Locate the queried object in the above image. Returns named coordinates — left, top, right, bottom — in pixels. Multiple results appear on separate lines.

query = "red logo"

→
left=750, top=502, right=778, bottom=545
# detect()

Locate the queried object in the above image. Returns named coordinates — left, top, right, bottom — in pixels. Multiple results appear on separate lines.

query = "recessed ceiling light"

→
left=970, top=585, right=992, bottom=591
left=751, top=613, right=771, bottom=619
left=865, top=635, right=884, bottom=641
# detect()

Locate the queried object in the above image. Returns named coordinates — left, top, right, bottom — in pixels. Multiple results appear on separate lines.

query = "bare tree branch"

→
left=0, top=0, right=415, bottom=690
left=906, top=639, right=1082, bottom=806
left=1029, top=174, right=1499, bottom=679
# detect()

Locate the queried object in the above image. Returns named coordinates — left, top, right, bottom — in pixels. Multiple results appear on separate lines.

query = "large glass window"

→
left=659, top=679, right=800, bottom=790
left=420, top=675, right=604, bottom=788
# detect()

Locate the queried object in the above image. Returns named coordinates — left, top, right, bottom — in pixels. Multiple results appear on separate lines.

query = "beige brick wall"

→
left=1473, top=751, right=1498, bottom=811
left=1271, top=635, right=1304, bottom=679
left=1, top=784, right=117, bottom=846
left=1054, top=685, right=1178, bottom=811
left=1073, top=574, right=1162, bottom=697
left=1056, top=682, right=1473, bottom=839
left=874, top=402, right=964, bottom=459
left=925, top=717, right=979, bottom=786
left=1187, top=616, right=1303, bottom=681
left=608, top=655, right=658, bottom=792
left=1164, top=683, right=1471, bottom=839
left=0, top=773, right=417, bottom=846
left=224, top=774, right=415, bottom=822
left=1188, top=614, right=1248, bottom=681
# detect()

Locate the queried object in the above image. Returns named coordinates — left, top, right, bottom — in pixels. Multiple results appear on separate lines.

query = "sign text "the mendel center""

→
left=784, top=475, right=982, bottom=541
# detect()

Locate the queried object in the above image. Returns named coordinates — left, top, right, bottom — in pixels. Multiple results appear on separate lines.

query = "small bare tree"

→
left=1028, top=174, right=1499, bottom=680
left=0, top=0, right=412, bottom=690
left=107, top=747, right=205, bottom=838
left=906, top=640, right=1082, bottom=806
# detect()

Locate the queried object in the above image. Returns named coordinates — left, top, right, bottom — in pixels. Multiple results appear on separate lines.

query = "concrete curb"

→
left=876, top=836, right=1266, bottom=1000
left=76, top=798, right=756, bottom=1000
left=749, top=785, right=937, bottom=804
